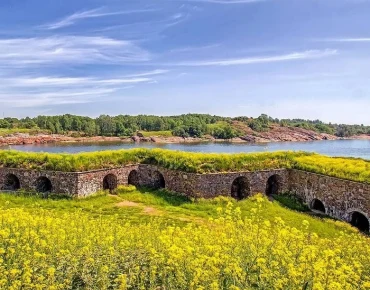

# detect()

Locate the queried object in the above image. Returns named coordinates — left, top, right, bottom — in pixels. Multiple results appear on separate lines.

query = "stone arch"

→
left=103, top=174, right=118, bottom=192
left=35, top=177, right=52, bottom=193
left=128, top=170, right=139, bottom=187
left=350, top=211, right=369, bottom=232
left=231, top=176, right=251, bottom=200
left=265, top=174, right=283, bottom=196
left=310, top=198, right=326, bottom=213
left=3, top=174, right=20, bottom=191
left=152, top=171, right=165, bottom=189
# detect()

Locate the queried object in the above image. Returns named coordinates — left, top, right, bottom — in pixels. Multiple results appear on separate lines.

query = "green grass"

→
left=139, top=130, right=173, bottom=137
left=272, top=193, right=310, bottom=212
left=0, top=148, right=303, bottom=173
left=0, top=128, right=50, bottom=136
left=0, top=187, right=360, bottom=239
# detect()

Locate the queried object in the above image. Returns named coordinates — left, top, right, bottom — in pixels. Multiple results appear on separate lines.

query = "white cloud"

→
left=0, top=36, right=150, bottom=67
left=3, top=76, right=153, bottom=87
left=170, top=49, right=338, bottom=66
left=0, top=88, right=118, bottom=108
left=95, top=13, right=188, bottom=36
left=0, top=70, right=168, bottom=108
left=124, top=69, right=169, bottom=78
left=169, top=43, right=220, bottom=53
left=320, top=38, right=370, bottom=42
left=42, top=8, right=157, bottom=30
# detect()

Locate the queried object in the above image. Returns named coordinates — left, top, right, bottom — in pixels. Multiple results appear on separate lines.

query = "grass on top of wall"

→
left=293, top=155, right=370, bottom=183
left=1, top=148, right=370, bottom=183
left=0, top=149, right=305, bottom=173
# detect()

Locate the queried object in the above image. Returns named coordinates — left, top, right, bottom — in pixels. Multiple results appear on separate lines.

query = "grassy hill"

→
left=0, top=187, right=369, bottom=289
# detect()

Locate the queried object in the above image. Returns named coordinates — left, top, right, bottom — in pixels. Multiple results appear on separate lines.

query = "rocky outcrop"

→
left=240, top=126, right=338, bottom=143
left=0, top=134, right=132, bottom=146
left=0, top=126, right=355, bottom=147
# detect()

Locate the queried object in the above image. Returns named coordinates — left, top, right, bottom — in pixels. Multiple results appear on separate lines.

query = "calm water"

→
left=2, top=139, right=370, bottom=159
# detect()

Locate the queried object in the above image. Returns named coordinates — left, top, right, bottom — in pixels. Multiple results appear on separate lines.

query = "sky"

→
left=1, top=0, right=370, bottom=124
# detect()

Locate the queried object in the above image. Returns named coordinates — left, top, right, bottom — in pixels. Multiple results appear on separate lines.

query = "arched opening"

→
left=350, top=212, right=369, bottom=232
left=231, top=177, right=251, bottom=200
left=3, top=174, right=20, bottom=191
left=128, top=170, right=139, bottom=187
left=35, top=177, right=52, bottom=193
left=153, top=171, right=165, bottom=189
left=310, top=199, right=326, bottom=213
left=265, top=174, right=283, bottom=196
left=103, top=174, right=118, bottom=192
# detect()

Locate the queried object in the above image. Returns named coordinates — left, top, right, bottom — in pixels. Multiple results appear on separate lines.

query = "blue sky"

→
left=1, top=0, right=370, bottom=124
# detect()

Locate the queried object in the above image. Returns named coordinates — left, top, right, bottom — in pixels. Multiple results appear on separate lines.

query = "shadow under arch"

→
left=3, top=173, right=20, bottom=191
left=103, top=174, right=118, bottom=192
left=152, top=170, right=165, bottom=189
left=350, top=211, right=369, bottom=233
left=231, top=176, right=251, bottom=200
left=128, top=170, right=140, bottom=187
left=265, top=174, right=283, bottom=196
left=35, top=176, right=52, bottom=193
left=310, top=198, right=326, bottom=213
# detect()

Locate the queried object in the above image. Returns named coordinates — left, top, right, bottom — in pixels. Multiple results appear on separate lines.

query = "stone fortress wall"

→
left=0, top=165, right=369, bottom=231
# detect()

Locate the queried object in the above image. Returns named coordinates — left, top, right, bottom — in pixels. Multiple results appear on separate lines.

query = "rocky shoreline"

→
left=0, top=126, right=369, bottom=147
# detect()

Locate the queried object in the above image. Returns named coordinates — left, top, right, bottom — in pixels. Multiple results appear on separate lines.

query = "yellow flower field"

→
left=0, top=189, right=369, bottom=290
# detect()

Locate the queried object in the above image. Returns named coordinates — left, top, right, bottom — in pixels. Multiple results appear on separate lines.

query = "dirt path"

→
left=116, top=200, right=161, bottom=216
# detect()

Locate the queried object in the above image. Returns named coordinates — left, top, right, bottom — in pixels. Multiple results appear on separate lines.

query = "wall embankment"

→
left=0, top=167, right=79, bottom=195
left=0, top=165, right=369, bottom=230
left=0, top=165, right=289, bottom=198
left=289, top=169, right=370, bottom=224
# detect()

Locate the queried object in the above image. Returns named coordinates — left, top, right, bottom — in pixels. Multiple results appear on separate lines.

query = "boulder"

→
left=131, top=136, right=140, bottom=142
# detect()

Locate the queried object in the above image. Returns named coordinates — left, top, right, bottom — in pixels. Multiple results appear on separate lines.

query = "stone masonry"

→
left=0, top=165, right=369, bottom=228
left=289, top=169, right=370, bottom=224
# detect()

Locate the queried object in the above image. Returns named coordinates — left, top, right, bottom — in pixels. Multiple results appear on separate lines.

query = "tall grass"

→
left=1, top=149, right=370, bottom=183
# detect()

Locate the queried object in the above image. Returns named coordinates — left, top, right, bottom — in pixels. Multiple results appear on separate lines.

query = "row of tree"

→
left=0, top=114, right=237, bottom=139
left=1, top=114, right=369, bottom=138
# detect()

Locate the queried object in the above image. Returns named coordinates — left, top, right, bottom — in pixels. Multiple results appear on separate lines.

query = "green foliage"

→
left=1, top=113, right=369, bottom=137
left=206, top=122, right=240, bottom=139
left=247, top=114, right=271, bottom=132
left=172, top=123, right=207, bottom=138
left=172, top=126, right=189, bottom=138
